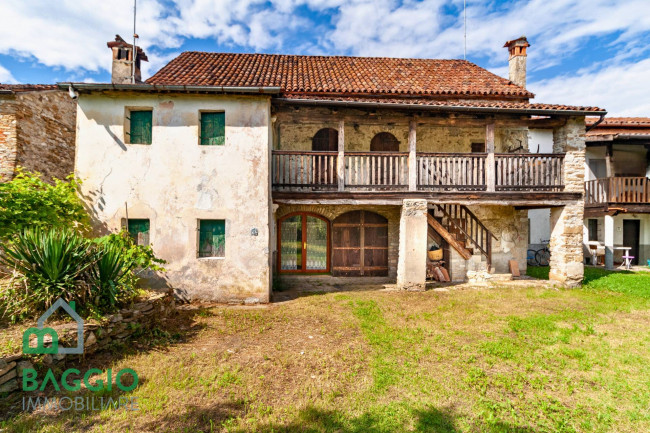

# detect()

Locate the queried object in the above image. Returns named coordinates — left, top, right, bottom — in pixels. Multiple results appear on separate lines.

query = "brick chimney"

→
left=107, top=35, right=148, bottom=84
left=503, top=36, right=529, bottom=88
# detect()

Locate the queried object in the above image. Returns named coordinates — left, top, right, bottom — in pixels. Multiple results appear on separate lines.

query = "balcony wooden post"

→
left=605, top=143, right=614, bottom=177
left=408, top=120, right=417, bottom=191
left=485, top=123, right=496, bottom=192
left=337, top=120, right=345, bottom=191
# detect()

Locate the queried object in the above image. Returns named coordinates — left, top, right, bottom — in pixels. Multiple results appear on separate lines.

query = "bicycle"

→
left=527, top=240, right=550, bottom=266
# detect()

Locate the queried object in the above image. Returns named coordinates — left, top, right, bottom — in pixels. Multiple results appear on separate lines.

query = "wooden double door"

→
left=332, top=211, right=389, bottom=276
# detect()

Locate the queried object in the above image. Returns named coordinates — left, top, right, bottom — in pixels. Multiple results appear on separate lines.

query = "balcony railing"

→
left=272, top=150, right=566, bottom=193
left=585, top=177, right=650, bottom=206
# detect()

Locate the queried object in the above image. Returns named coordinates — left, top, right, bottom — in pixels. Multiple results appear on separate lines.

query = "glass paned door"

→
left=279, top=213, right=329, bottom=273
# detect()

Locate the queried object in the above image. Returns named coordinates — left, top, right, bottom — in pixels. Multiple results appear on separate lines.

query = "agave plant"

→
left=89, top=241, right=137, bottom=309
left=0, top=227, right=99, bottom=317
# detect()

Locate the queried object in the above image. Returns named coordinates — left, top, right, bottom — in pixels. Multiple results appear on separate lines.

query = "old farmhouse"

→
left=59, top=36, right=606, bottom=302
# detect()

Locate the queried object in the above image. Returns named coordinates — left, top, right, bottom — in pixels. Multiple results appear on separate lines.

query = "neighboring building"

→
left=0, top=84, right=77, bottom=183
left=583, top=117, right=650, bottom=267
left=60, top=36, right=604, bottom=302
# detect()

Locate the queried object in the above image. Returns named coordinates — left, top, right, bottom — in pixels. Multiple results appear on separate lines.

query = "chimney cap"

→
left=503, top=36, right=530, bottom=49
left=107, top=35, right=148, bottom=62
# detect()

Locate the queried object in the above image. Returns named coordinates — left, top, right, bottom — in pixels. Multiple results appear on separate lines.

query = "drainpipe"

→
left=586, top=114, right=606, bottom=132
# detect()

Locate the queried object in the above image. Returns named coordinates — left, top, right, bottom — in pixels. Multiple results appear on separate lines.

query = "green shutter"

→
left=129, top=110, right=152, bottom=144
left=127, top=219, right=150, bottom=245
left=200, top=112, right=225, bottom=146
left=198, top=220, right=225, bottom=257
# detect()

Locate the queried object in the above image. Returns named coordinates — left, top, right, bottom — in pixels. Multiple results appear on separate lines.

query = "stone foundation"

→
left=0, top=292, right=175, bottom=395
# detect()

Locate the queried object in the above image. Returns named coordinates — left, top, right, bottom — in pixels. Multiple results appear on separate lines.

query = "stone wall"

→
left=549, top=117, right=586, bottom=287
left=0, top=292, right=175, bottom=395
left=274, top=204, right=401, bottom=278
left=0, top=89, right=76, bottom=183
left=276, top=107, right=527, bottom=153
left=0, top=97, right=17, bottom=181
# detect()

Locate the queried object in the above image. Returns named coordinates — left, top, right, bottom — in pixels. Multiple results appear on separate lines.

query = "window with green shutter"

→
left=198, top=220, right=225, bottom=257
left=128, top=110, right=152, bottom=144
left=200, top=112, right=225, bottom=145
left=127, top=219, right=150, bottom=246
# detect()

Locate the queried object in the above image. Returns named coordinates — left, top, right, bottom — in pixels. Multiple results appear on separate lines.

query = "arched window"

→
left=370, top=132, right=399, bottom=152
left=312, top=128, right=338, bottom=151
left=278, top=212, right=330, bottom=273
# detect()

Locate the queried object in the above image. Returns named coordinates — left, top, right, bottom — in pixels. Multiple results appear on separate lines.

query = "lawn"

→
left=2, top=270, right=650, bottom=432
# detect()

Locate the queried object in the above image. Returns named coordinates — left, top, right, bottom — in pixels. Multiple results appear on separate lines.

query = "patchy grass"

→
left=2, top=277, right=650, bottom=432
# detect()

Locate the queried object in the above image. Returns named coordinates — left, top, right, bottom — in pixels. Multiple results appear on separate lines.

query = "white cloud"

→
left=0, top=64, right=18, bottom=83
left=530, top=58, right=650, bottom=116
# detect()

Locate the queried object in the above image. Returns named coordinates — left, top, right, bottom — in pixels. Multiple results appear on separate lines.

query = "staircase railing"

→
left=432, top=204, right=497, bottom=268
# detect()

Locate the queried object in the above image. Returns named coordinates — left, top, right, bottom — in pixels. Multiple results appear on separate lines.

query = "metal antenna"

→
left=463, top=0, right=467, bottom=60
left=132, top=0, right=137, bottom=84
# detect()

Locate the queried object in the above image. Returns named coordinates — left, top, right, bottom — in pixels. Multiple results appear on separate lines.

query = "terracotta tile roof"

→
left=586, top=117, right=650, bottom=127
left=146, top=52, right=534, bottom=99
left=0, top=84, right=58, bottom=92
left=278, top=93, right=605, bottom=113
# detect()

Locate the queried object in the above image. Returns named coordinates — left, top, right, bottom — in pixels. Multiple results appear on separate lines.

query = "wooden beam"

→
left=605, top=143, right=614, bottom=177
left=486, top=123, right=496, bottom=192
left=427, top=214, right=472, bottom=260
left=408, top=120, right=417, bottom=191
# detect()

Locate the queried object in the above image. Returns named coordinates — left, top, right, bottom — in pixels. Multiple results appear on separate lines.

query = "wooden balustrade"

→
left=272, top=150, right=568, bottom=193
left=495, top=153, right=564, bottom=191
left=417, top=153, right=486, bottom=191
left=344, top=152, right=409, bottom=188
left=585, top=177, right=650, bottom=205
left=272, top=150, right=338, bottom=189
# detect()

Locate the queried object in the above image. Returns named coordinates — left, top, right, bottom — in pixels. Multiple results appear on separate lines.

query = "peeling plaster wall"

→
left=75, top=92, right=272, bottom=302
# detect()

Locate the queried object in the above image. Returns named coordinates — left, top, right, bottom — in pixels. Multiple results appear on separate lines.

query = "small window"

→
left=128, top=110, right=152, bottom=145
left=471, top=142, right=486, bottom=153
left=370, top=132, right=399, bottom=152
left=198, top=220, right=225, bottom=257
left=126, top=219, right=150, bottom=246
left=200, top=112, right=225, bottom=145
left=588, top=219, right=598, bottom=242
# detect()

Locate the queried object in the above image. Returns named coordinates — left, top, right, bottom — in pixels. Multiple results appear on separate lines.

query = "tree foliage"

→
left=0, top=168, right=89, bottom=240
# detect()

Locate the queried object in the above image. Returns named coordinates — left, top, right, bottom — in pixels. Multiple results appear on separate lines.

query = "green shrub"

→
left=0, top=227, right=99, bottom=322
left=0, top=228, right=166, bottom=323
left=0, top=168, right=88, bottom=240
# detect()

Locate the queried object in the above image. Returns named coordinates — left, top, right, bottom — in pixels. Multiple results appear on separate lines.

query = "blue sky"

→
left=1, top=0, right=649, bottom=115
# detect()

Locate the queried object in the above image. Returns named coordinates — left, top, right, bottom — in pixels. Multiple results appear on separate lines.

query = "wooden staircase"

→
left=427, top=204, right=497, bottom=269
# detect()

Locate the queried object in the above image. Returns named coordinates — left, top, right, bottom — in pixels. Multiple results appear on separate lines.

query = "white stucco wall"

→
left=75, top=92, right=272, bottom=302
left=527, top=129, right=553, bottom=246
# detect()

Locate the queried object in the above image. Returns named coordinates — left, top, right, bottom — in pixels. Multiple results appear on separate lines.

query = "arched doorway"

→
left=278, top=212, right=330, bottom=273
left=312, top=128, right=338, bottom=186
left=370, top=132, right=399, bottom=152
left=332, top=211, right=388, bottom=276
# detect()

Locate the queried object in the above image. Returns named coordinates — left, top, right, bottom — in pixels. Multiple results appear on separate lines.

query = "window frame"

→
left=588, top=219, right=599, bottom=242
left=124, top=107, right=153, bottom=145
left=122, top=218, right=151, bottom=246
left=199, top=111, right=226, bottom=146
left=197, top=219, right=226, bottom=259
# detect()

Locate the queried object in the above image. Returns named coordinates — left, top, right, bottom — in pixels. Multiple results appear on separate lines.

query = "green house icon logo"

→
left=22, top=299, right=84, bottom=355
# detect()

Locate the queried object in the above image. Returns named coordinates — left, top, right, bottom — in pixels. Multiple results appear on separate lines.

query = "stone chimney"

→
left=503, top=36, right=529, bottom=88
left=107, top=35, right=148, bottom=84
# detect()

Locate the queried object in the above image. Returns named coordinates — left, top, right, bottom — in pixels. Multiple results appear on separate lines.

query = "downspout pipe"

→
left=586, top=114, right=606, bottom=132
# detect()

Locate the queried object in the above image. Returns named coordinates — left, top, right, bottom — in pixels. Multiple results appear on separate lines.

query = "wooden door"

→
left=278, top=213, right=330, bottom=273
left=312, top=128, right=338, bottom=186
left=623, top=220, right=640, bottom=265
left=332, top=211, right=388, bottom=276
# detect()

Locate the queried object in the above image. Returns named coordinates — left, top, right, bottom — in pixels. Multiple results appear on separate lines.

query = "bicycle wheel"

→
left=535, top=249, right=550, bottom=267
left=527, top=249, right=538, bottom=266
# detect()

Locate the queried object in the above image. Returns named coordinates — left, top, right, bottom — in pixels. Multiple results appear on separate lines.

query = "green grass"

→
left=3, top=272, right=650, bottom=432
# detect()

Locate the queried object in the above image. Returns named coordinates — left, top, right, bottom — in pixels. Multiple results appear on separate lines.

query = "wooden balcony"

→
left=272, top=151, right=566, bottom=195
left=585, top=177, right=650, bottom=208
